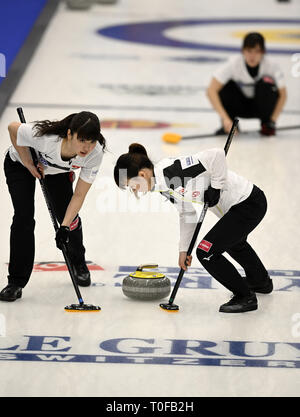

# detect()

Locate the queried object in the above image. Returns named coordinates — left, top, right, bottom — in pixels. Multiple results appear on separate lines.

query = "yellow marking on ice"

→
left=233, top=29, right=300, bottom=44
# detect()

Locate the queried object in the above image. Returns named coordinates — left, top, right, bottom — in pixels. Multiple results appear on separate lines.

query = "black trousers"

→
left=219, top=78, right=279, bottom=124
left=4, top=153, right=86, bottom=288
left=196, top=185, right=269, bottom=296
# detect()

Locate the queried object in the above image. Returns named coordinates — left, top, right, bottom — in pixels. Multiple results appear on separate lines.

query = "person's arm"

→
left=8, top=122, right=42, bottom=179
left=175, top=200, right=198, bottom=270
left=206, top=77, right=233, bottom=133
left=176, top=148, right=227, bottom=269
left=55, top=149, right=102, bottom=251
left=271, top=87, right=287, bottom=122
left=178, top=252, right=192, bottom=271
left=61, top=177, right=92, bottom=227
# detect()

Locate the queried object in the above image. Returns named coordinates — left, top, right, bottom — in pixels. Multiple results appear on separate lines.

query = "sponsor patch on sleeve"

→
left=198, top=239, right=213, bottom=253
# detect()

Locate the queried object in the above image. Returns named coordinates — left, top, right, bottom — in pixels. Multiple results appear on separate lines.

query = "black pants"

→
left=219, top=78, right=279, bottom=124
left=4, top=153, right=86, bottom=288
left=196, top=185, right=268, bottom=296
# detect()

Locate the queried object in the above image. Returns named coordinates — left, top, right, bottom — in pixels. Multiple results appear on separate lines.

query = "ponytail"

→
left=114, top=143, right=154, bottom=189
left=33, top=114, right=76, bottom=138
left=33, top=111, right=106, bottom=150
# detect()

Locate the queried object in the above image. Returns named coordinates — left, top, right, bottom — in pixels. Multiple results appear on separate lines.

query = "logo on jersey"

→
left=38, top=154, right=49, bottom=166
left=178, top=187, right=186, bottom=196
left=38, top=152, right=70, bottom=171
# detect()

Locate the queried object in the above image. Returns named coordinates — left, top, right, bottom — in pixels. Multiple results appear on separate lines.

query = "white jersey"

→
left=213, top=55, right=285, bottom=98
left=8, top=123, right=103, bottom=184
left=153, top=148, right=253, bottom=252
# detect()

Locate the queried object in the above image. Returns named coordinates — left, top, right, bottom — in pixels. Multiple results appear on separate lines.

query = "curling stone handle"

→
left=136, top=264, right=158, bottom=271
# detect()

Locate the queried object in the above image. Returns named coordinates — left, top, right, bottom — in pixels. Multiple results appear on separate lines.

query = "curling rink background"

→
left=0, top=0, right=300, bottom=397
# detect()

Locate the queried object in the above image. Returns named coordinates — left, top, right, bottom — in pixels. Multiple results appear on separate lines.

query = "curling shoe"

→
left=219, top=291, right=258, bottom=313
left=0, top=284, right=22, bottom=302
left=71, top=262, right=91, bottom=287
left=248, top=277, right=273, bottom=294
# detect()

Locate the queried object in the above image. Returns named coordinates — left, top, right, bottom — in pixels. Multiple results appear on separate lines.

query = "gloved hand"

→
left=204, top=186, right=221, bottom=207
left=260, top=120, right=276, bottom=136
left=55, top=226, right=70, bottom=250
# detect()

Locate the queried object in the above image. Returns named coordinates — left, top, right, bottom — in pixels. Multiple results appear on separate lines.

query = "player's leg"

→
left=227, top=240, right=273, bottom=293
left=0, top=154, right=36, bottom=301
left=254, top=76, right=279, bottom=135
left=216, top=80, right=253, bottom=134
left=196, top=186, right=268, bottom=312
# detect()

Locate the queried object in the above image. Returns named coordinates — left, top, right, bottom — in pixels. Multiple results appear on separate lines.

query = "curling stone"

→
left=122, top=264, right=171, bottom=301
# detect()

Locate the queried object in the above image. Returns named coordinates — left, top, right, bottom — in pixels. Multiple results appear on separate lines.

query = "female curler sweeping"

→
left=114, top=143, right=272, bottom=313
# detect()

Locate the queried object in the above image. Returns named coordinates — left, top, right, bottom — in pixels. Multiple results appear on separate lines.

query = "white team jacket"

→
left=8, top=123, right=103, bottom=184
left=213, top=55, right=285, bottom=98
left=152, top=148, right=253, bottom=252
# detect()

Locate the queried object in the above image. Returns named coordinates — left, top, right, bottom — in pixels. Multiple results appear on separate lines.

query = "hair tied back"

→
left=128, top=143, right=147, bottom=156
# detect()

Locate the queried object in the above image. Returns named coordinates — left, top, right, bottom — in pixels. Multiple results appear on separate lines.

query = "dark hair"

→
left=33, top=111, right=106, bottom=149
left=114, top=143, right=154, bottom=189
left=242, top=32, right=265, bottom=52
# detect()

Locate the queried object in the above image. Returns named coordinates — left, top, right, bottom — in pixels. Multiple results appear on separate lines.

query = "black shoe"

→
left=260, top=121, right=276, bottom=136
left=219, top=292, right=257, bottom=313
left=71, top=263, right=91, bottom=287
left=248, top=278, right=273, bottom=294
left=0, top=284, right=22, bottom=302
